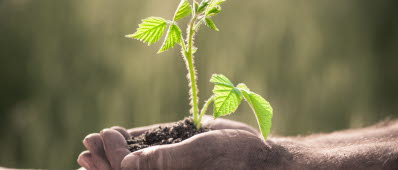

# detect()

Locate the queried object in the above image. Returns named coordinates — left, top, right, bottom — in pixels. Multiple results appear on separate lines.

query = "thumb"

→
left=121, top=129, right=266, bottom=170
left=121, top=143, right=189, bottom=170
left=101, top=129, right=131, bottom=170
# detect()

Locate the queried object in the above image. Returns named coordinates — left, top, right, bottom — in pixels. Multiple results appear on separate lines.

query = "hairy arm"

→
left=269, top=120, right=398, bottom=169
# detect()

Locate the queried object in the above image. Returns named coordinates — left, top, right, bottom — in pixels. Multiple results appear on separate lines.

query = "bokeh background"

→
left=1, top=0, right=397, bottom=168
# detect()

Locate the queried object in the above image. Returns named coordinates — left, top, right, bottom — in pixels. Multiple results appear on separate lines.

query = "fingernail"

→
left=83, top=136, right=91, bottom=145
left=83, top=134, right=102, bottom=148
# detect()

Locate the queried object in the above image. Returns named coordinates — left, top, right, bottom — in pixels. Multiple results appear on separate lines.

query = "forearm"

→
left=267, top=120, right=398, bottom=169
left=297, top=120, right=398, bottom=146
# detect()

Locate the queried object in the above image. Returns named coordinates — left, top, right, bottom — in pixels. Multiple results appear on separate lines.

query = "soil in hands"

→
left=127, top=117, right=209, bottom=152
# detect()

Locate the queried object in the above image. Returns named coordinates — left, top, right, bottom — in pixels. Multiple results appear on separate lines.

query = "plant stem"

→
left=185, top=13, right=200, bottom=126
left=197, top=95, right=214, bottom=129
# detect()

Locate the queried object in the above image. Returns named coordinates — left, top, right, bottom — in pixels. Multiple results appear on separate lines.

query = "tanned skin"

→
left=78, top=117, right=398, bottom=170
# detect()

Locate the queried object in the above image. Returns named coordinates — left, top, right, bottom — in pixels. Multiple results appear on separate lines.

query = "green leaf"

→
left=205, top=0, right=226, bottom=15
left=237, top=83, right=273, bottom=140
left=210, top=74, right=242, bottom=118
left=236, top=83, right=250, bottom=91
left=173, top=0, right=192, bottom=21
left=158, top=24, right=183, bottom=53
left=204, top=17, right=219, bottom=31
left=126, top=17, right=167, bottom=45
left=206, top=6, right=221, bottom=16
left=209, top=75, right=273, bottom=140
left=194, top=2, right=199, bottom=13
left=210, top=74, right=234, bottom=87
left=197, top=0, right=210, bottom=13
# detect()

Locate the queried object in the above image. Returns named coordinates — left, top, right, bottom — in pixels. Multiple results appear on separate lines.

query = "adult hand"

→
left=120, top=129, right=270, bottom=169
left=77, top=116, right=260, bottom=170
left=78, top=118, right=398, bottom=170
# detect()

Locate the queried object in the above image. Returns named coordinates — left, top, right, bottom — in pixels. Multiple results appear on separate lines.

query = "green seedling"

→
left=126, top=0, right=273, bottom=140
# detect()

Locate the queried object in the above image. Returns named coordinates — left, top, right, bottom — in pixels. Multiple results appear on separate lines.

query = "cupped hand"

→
left=78, top=118, right=398, bottom=170
left=77, top=116, right=262, bottom=170
left=121, top=129, right=270, bottom=169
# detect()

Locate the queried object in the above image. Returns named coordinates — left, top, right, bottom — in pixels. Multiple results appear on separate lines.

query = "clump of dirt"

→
left=127, top=117, right=209, bottom=152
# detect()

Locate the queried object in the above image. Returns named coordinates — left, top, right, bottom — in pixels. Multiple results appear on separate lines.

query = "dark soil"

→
left=127, top=117, right=209, bottom=152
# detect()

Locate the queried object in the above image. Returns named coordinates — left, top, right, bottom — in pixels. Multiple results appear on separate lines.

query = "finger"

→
left=121, top=131, right=220, bottom=169
left=77, top=151, right=94, bottom=170
left=201, top=116, right=259, bottom=135
left=121, top=129, right=265, bottom=169
left=122, top=145, right=177, bottom=170
left=83, top=134, right=112, bottom=169
left=101, top=129, right=131, bottom=170
left=111, top=126, right=130, bottom=139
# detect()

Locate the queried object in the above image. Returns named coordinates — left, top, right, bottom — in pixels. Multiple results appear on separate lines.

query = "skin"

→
left=78, top=117, right=398, bottom=170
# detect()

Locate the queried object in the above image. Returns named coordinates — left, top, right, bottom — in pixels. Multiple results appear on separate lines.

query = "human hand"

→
left=78, top=118, right=398, bottom=170
left=77, top=116, right=261, bottom=169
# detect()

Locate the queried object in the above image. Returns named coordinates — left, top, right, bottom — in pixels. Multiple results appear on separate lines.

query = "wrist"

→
left=260, top=138, right=315, bottom=169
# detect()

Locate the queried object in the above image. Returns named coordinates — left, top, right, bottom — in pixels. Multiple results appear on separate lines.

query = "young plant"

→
left=126, top=0, right=273, bottom=140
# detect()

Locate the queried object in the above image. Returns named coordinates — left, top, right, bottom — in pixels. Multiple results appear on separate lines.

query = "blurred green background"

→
left=0, top=0, right=397, bottom=169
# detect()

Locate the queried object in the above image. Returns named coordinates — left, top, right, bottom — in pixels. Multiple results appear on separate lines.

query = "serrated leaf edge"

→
left=127, top=17, right=167, bottom=45
left=158, top=24, right=183, bottom=53
left=173, top=0, right=192, bottom=21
